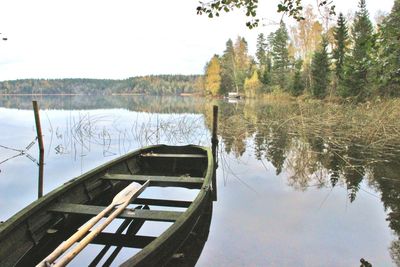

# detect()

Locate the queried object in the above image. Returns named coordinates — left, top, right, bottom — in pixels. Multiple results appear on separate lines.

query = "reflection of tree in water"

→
left=285, top=138, right=321, bottom=190
left=204, top=102, right=249, bottom=158
left=207, top=99, right=400, bottom=265
left=369, top=158, right=400, bottom=265
left=390, top=240, right=400, bottom=266
left=325, top=142, right=343, bottom=187
left=342, top=143, right=366, bottom=202
left=211, top=99, right=400, bottom=199
left=264, top=127, right=288, bottom=175
left=220, top=113, right=248, bottom=157
left=0, top=95, right=206, bottom=114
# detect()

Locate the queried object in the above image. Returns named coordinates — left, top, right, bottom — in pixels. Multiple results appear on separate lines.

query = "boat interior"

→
left=0, top=145, right=214, bottom=266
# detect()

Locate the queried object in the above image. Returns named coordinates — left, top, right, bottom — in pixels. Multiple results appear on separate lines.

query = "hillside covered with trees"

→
left=203, top=0, right=400, bottom=102
left=0, top=75, right=203, bottom=95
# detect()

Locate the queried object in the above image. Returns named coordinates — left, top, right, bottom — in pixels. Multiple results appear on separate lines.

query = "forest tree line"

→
left=0, top=75, right=203, bottom=95
left=203, top=0, right=400, bottom=101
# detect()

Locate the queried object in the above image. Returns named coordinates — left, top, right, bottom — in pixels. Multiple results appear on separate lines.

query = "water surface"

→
left=0, top=95, right=398, bottom=266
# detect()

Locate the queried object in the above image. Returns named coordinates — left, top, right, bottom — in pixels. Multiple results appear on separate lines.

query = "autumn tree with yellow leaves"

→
left=204, top=55, right=222, bottom=96
left=244, top=71, right=263, bottom=98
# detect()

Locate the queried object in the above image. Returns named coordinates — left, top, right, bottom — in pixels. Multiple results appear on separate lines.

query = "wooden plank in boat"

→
left=102, top=174, right=204, bottom=188
left=140, top=153, right=207, bottom=158
left=91, top=233, right=156, bottom=248
left=48, top=203, right=183, bottom=222
left=133, top=198, right=192, bottom=208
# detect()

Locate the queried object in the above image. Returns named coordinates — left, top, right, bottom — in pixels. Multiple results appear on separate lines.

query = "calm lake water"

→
left=0, top=95, right=399, bottom=266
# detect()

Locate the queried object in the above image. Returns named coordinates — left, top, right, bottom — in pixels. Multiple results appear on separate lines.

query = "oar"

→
left=37, top=180, right=149, bottom=267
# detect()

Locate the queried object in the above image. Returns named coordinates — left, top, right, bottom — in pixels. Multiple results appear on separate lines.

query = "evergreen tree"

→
left=270, top=21, right=290, bottom=90
left=291, top=59, right=304, bottom=96
left=256, top=33, right=267, bottom=65
left=204, top=55, right=222, bottom=96
left=375, top=0, right=400, bottom=96
left=260, top=54, right=272, bottom=86
left=256, top=33, right=272, bottom=92
left=342, top=0, right=374, bottom=100
left=333, top=13, right=349, bottom=82
left=311, top=36, right=330, bottom=99
left=220, top=39, right=238, bottom=94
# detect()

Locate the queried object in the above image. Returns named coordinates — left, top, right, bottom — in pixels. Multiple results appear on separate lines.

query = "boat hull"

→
left=0, top=145, right=214, bottom=266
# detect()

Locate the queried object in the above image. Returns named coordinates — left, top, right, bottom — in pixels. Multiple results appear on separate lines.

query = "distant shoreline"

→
left=0, top=93, right=201, bottom=97
left=0, top=93, right=85, bottom=96
left=0, top=93, right=147, bottom=96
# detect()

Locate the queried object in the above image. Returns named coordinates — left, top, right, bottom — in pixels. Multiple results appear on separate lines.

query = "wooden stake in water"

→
left=32, top=101, right=44, bottom=198
left=211, top=105, right=218, bottom=201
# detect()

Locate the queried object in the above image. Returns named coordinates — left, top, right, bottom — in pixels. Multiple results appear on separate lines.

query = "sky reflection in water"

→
left=0, top=95, right=398, bottom=266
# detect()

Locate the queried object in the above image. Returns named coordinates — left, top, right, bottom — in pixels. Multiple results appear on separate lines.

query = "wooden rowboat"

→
left=0, top=144, right=215, bottom=266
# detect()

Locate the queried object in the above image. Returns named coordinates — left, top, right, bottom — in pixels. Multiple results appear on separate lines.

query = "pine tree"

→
left=261, top=54, right=272, bottom=86
left=311, top=36, right=330, bottom=99
left=333, top=13, right=349, bottom=82
left=256, top=33, right=267, bottom=65
left=270, top=21, right=290, bottom=90
left=256, top=33, right=272, bottom=92
left=220, top=39, right=237, bottom=94
left=291, top=59, right=304, bottom=96
left=204, top=55, right=222, bottom=96
left=375, top=0, right=400, bottom=96
left=342, top=0, right=374, bottom=100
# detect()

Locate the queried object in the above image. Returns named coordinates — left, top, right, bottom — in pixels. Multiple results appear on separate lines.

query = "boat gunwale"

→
left=120, top=146, right=214, bottom=266
left=0, top=144, right=208, bottom=240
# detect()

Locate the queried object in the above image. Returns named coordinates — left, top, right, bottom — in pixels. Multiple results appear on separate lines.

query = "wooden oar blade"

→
left=112, top=180, right=150, bottom=206
left=37, top=180, right=150, bottom=267
left=53, top=180, right=150, bottom=266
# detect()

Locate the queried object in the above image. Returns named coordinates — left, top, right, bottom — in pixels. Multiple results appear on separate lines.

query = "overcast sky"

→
left=0, top=0, right=395, bottom=81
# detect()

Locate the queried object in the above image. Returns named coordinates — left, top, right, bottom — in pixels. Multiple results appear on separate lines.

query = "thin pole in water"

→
left=32, top=101, right=44, bottom=198
left=211, top=105, right=218, bottom=201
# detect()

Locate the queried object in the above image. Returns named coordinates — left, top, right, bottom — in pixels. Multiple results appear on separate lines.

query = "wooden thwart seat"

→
left=90, top=233, right=156, bottom=249
left=49, top=203, right=183, bottom=222
left=140, top=153, right=207, bottom=158
left=102, top=174, right=204, bottom=189
left=133, top=198, right=192, bottom=208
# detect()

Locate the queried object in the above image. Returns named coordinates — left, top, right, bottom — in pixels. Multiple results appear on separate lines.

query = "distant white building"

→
left=228, top=92, right=240, bottom=99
